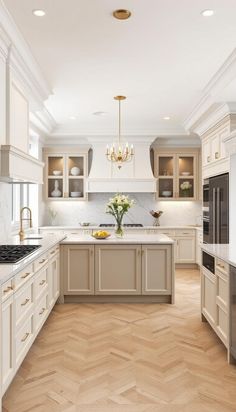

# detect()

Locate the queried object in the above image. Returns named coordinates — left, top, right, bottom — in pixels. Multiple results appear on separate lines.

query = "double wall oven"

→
left=203, top=173, right=229, bottom=244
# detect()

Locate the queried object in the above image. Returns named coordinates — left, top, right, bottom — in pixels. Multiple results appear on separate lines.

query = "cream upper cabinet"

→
left=62, top=245, right=94, bottom=295
left=43, top=147, right=89, bottom=201
left=142, top=245, right=172, bottom=295
left=95, top=245, right=142, bottom=295
left=154, top=148, right=200, bottom=200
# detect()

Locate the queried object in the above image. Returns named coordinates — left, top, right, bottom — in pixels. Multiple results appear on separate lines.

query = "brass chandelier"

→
left=106, top=96, right=134, bottom=169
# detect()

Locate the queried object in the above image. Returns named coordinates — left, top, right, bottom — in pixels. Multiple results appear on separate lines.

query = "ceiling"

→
left=3, top=0, right=236, bottom=136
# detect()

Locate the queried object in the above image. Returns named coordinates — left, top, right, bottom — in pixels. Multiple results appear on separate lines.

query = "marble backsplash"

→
left=43, top=193, right=202, bottom=227
left=0, top=183, right=12, bottom=242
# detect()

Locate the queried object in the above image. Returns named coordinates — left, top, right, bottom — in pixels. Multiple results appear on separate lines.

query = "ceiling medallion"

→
left=113, top=9, right=131, bottom=20
left=106, top=96, right=134, bottom=169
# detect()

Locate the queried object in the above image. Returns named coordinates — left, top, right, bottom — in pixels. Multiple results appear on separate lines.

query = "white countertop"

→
left=0, top=233, right=66, bottom=285
left=40, top=225, right=202, bottom=230
left=61, top=233, right=175, bottom=245
left=201, top=243, right=236, bottom=268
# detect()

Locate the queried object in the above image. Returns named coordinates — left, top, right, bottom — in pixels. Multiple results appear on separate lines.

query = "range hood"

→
left=87, top=138, right=156, bottom=193
left=0, top=145, right=44, bottom=183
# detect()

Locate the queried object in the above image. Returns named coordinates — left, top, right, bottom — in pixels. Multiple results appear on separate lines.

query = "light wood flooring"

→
left=3, top=269, right=236, bottom=412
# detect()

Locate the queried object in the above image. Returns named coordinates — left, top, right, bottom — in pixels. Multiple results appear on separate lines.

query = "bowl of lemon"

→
left=92, top=230, right=111, bottom=240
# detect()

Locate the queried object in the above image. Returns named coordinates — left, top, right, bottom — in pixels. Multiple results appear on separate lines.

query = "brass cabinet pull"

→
left=39, top=307, right=46, bottom=316
left=39, top=279, right=46, bottom=286
left=21, top=332, right=30, bottom=343
left=39, top=259, right=46, bottom=264
left=207, top=155, right=211, bottom=163
left=21, top=298, right=30, bottom=306
left=3, top=285, right=13, bottom=293
left=50, top=250, right=55, bottom=255
left=21, top=272, right=31, bottom=279
left=215, top=152, right=220, bottom=159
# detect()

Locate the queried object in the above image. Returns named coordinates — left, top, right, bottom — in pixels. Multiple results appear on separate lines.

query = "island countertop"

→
left=61, top=233, right=174, bottom=244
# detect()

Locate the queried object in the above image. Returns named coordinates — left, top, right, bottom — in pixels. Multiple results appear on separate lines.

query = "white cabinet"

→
left=142, top=245, right=172, bottom=295
left=196, top=229, right=203, bottom=266
left=175, top=236, right=196, bottom=263
left=201, top=267, right=216, bottom=327
left=1, top=295, right=14, bottom=394
left=95, top=245, right=142, bottom=295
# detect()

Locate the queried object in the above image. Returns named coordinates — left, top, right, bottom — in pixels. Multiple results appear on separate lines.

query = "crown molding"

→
left=0, top=2, right=51, bottom=107
left=192, top=102, right=236, bottom=136
left=0, top=24, right=10, bottom=61
left=29, top=108, right=56, bottom=136
left=152, top=135, right=201, bottom=148
left=184, top=48, right=236, bottom=132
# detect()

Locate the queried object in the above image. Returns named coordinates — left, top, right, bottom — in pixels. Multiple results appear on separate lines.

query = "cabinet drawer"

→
left=175, top=229, right=195, bottom=236
left=34, top=254, right=49, bottom=273
left=216, top=305, right=228, bottom=346
left=34, top=268, right=48, bottom=301
left=159, top=230, right=175, bottom=237
left=15, top=314, right=34, bottom=368
left=34, top=293, right=49, bottom=333
left=1, top=278, right=14, bottom=302
left=216, top=271, right=228, bottom=307
left=15, top=281, right=34, bottom=328
left=216, top=258, right=229, bottom=275
left=48, top=245, right=59, bottom=259
left=14, top=263, right=34, bottom=290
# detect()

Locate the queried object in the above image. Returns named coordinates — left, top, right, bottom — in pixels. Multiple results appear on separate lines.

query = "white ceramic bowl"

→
left=70, top=167, right=81, bottom=176
left=70, top=191, right=82, bottom=197
left=162, top=191, right=172, bottom=197
left=52, top=170, right=62, bottom=176
left=181, top=172, right=190, bottom=176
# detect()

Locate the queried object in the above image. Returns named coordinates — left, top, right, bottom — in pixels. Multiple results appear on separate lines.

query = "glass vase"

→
left=115, top=223, right=124, bottom=238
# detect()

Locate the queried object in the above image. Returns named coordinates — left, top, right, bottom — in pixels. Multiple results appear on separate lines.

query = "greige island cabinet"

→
left=60, top=235, right=175, bottom=303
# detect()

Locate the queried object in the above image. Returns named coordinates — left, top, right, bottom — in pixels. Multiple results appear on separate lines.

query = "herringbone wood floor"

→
left=3, top=269, right=236, bottom=412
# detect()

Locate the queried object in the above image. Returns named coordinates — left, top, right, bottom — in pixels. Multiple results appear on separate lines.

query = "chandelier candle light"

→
left=106, top=96, right=134, bottom=169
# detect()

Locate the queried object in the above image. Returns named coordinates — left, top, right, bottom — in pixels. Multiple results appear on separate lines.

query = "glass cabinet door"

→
left=157, top=155, right=175, bottom=198
left=47, top=155, right=64, bottom=198
left=177, top=155, right=195, bottom=199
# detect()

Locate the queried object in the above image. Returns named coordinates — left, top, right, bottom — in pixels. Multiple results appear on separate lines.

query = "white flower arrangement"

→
left=106, top=194, right=134, bottom=233
left=180, top=181, right=192, bottom=191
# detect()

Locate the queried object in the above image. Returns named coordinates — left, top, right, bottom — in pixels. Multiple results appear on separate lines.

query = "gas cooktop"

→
left=0, top=245, right=41, bottom=264
left=99, top=224, right=143, bottom=227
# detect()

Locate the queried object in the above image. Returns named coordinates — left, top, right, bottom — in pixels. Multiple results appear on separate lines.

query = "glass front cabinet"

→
left=43, top=148, right=88, bottom=201
left=154, top=148, right=200, bottom=200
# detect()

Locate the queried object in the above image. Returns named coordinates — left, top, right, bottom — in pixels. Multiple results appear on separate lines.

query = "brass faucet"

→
left=19, top=207, right=33, bottom=241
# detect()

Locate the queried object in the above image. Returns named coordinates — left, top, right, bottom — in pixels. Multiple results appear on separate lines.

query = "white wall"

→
left=0, top=183, right=12, bottom=242
left=42, top=193, right=202, bottom=227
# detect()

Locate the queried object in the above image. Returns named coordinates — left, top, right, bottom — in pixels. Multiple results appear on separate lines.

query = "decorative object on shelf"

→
left=48, top=207, right=57, bottom=225
left=106, top=96, right=134, bottom=169
left=92, top=230, right=111, bottom=240
left=70, top=166, right=80, bottom=176
left=150, top=210, right=163, bottom=226
left=106, top=193, right=134, bottom=237
left=162, top=190, right=172, bottom=197
left=51, top=180, right=62, bottom=197
left=52, top=170, right=62, bottom=176
left=80, top=222, right=91, bottom=226
left=181, top=171, right=190, bottom=176
left=180, top=181, right=192, bottom=197
left=70, top=191, right=82, bottom=197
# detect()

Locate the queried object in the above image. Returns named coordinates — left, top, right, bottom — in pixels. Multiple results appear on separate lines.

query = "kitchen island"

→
left=60, top=233, right=175, bottom=303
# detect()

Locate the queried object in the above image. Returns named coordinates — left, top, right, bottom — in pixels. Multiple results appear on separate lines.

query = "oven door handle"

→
left=213, top=187, right=216, bottom=243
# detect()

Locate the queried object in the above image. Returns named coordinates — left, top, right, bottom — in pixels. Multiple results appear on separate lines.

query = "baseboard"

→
left=63, top=295, right=172, bottom=304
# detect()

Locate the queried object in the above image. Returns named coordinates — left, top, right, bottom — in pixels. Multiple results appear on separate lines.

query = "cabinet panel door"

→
left=1, top=296, right=14, bottom=395
left=176, top=237, right=196, bottom=263
left=202, top=138, right=211, bottom=166
left=202, top=269, right=216, bottom=326
left=142, top=245, right=172, bottom=294
left=63, top=245, right=94, bottom=294
left=211, top=133, right=220, bottom=162
left=95, top=245, right=141, bottom=295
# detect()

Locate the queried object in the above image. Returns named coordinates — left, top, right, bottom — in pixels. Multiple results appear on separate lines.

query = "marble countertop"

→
left=0, top=233, right=66, bottom=285
left=61, top=233, right=175, bottom=245
left=40, top=225, right=202, bottom=230
left=201, top=243, right=236, bottom=268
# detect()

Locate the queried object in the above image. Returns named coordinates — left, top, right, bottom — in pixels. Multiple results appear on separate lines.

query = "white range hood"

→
left=87, top=138, right=156, bottom=193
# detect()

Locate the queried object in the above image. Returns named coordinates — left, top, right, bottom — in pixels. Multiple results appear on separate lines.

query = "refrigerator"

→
left=209, top=173, right=229, bottom=244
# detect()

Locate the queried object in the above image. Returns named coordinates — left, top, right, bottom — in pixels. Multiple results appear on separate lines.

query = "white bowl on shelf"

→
left=70, top=167, right=81, bottom=176
left=52, top=170, right=62, bottom=176
left=70, top=191, right=82, bottom=197
left=162, top=191, right=172, bottom=197
left=181, top=172, right=191, bottom=176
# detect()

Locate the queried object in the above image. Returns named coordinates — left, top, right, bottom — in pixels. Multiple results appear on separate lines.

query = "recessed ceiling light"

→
left=32, top=9, right=46, bottom=17
left=163, top=116, right=171, bottom=120
left=93, top=111, right=107, bottom=116
left=201, top=9, right=214, bottom=17
left=113, top=9, right=131, bottom=20
left=69, top=116, right=76, bottom=120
